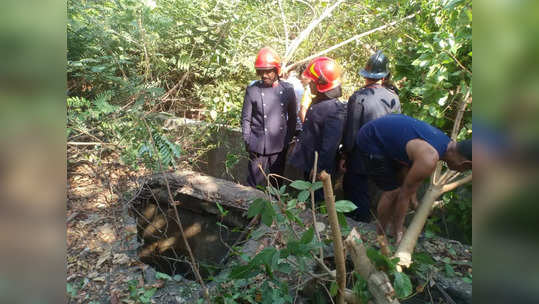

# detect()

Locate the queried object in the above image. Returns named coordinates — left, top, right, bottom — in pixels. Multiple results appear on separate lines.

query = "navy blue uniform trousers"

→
left=343, top=172, right=371, bottom=222
left=247, top=151, right=286, bottom=188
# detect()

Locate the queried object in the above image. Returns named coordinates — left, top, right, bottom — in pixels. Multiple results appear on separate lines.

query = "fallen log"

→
left=144, top=169, right=267, bottom=212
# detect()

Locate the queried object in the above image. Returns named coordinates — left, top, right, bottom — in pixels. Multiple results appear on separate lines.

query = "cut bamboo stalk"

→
left=320, top=170, right=346, bottom=304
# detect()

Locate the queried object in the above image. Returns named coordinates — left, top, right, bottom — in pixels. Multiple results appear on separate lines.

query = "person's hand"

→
left=338, top=158, right=347, bottom=173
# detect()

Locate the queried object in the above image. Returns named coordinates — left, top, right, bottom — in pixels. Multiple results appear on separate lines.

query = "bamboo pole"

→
left=320, top=170, right=345, bottom=304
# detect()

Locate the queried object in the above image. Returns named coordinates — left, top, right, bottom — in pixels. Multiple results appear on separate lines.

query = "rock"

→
left=434, top=272, right=472, bottom=304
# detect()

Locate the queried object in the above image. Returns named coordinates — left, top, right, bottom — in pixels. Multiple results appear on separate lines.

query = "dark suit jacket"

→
left=241, top=80, right=297, bottom=155
left=342, top=84, right=401, bottom=173
left=288, top=97, right=346, bottom=174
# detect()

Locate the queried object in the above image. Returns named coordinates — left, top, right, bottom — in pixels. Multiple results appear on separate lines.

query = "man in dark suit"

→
left=241, top=47, right=297, bottom=188
left=288, top=57, right=346, bottom=201
left=340, top=50, right=401, bottom=222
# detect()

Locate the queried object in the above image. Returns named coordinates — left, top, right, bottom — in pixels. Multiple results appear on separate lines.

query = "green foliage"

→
left=127, top=279, right=157, bottom=304
left=393, top=271, right=413, bottom=298
left=425, top=184, right=472, bottom=244
left=366, top=247, right=413, bottom=299
left=391, top=0, right=472, bottom=133
left=289, top=180, right=312, bottom=190
left=155, top=271, right=172, bottom=281
left=247, top=198, right=276, bottom=226
left=67, top=93, right=182, bottom=170
left=352, top=273, right=372, bottom=303
left=366, top=247, right=400, bottom=272
left=334, top=200, right=358, bottom=213
left=215, top=180, right=329, bottom=303
left=67, top=1, right=472, bottom=301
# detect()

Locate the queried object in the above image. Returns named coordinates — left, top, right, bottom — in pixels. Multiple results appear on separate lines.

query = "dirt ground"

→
left=67, top=146, right=156, bottom=304
left=66, top=145, right=472, bottom=304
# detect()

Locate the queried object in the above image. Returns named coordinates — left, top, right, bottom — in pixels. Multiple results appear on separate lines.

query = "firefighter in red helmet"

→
left=241, top=47, right=297, bottom=188
left=288, top=57, right=346, bottom=201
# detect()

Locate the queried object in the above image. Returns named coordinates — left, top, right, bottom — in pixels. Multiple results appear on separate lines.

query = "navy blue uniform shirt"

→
left=357, top=114, right=450, bottom=165
left=342, top=84, right=400, bottom=154
left=241, top=80, right=297, bottom=155
left=289, top=97, right=346, bottom=173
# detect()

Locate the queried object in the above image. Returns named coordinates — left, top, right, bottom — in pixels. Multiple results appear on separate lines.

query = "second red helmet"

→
left=303, top=57, right=342, bottom=93
left=254, top=47, right=281, bottom=75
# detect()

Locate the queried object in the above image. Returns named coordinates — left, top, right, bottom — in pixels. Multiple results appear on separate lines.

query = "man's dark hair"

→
left=457, top=139, right=472, bottom=161
left=298, top=63, right=308, bottom=75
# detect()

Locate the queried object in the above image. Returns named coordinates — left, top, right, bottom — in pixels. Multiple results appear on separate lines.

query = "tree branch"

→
left=395, top=185, right=443, bottom=268
left=442, top=174, right=472, bottom=193
left=451, top=88, right=471, bottom=140
left=284, top=12, right=417, bottom=73
left=283, top=0, right=345, bottom=65
left=278, top=0, right=289, bottom=52
left=310, top=151, right=323, bottom=259
left=67, top=141, right=115, bottom=146
left=445, top=50, right=472, bottom=76
left=432, top=162, right=443, bottom=185
left=437, top=169, right=455, bottom=185
left=345, top=228, right=400, bottom=304
left=294, top=0, right=316, bottom=15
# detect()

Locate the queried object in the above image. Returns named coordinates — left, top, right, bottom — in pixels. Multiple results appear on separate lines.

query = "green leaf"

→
left=143, top=287, right=157, bottom=298
left=285, top=210, right=304, bottom=227
left=229, top=264, right=253, bottom=279
left=297, top=190, right=309, bottom=202
left=393, top=271, right=412, bottom=298
left=155, top=271, right=172, bottom=280
left=330, top=281, right=338, bottom=296
left=251, top=227, right=267, bottom=240
left=311, top=181, right=323, bottom=191
left=300, top=227, right=314, bottom=244
left=335, top=200, right=357, bottom=213
left=252, top=248, right=278, bottom=268
left=287, top=199, right=297, bottom=209
left=215, top=202, right=228, bottom=216
left=90, top=65, right=106, bottom=73
left=290, top=180, right=311, bottom=190
left=366, top=247, right=396, bottom=271
left=267, top=185, right=281, bottom=196
left=261, top=201, right=275, bottom=226
left=412, top=252, right=435, bottom=265
left=445, top=263, right=456, bottom=277
left=247, top=198, right=265, bottom=218
left=337, top=212, right=349, bottom=235
left=276, top=262, right=292, bottom=274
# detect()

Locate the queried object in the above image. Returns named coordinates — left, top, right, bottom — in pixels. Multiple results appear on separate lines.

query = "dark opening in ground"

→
left=131, top=192, right=250, bottom=281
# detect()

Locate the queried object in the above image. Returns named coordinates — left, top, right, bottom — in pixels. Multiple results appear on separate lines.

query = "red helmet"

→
left=254, top=47, right=281, bottom=75
left=303, top=57, right=342, bottom=93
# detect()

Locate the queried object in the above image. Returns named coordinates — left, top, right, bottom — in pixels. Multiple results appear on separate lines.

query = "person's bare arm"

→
left=393, top=140, right=438, bottom=242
